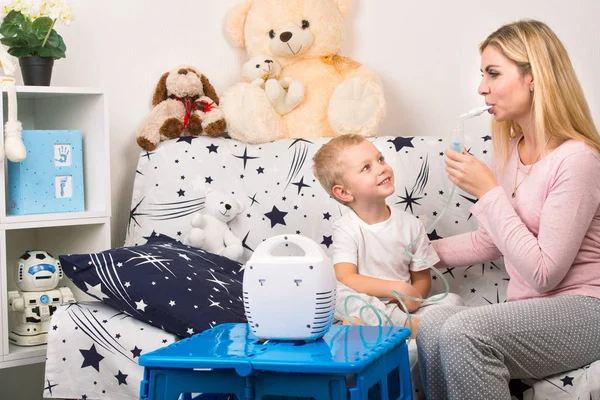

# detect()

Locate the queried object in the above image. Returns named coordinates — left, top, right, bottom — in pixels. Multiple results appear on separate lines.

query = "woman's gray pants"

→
left=416, top=295, right=600, bottom=400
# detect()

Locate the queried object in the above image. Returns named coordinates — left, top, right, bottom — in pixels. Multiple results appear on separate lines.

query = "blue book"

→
left=7, top=130, right=85, bottom=215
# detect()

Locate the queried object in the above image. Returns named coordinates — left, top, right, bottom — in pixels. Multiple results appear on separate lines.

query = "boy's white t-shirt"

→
left=332, top=206, right=440, bottom=285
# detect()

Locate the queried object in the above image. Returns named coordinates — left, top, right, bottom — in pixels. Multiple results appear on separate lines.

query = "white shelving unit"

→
left=0, top=86, right=111, bottom=369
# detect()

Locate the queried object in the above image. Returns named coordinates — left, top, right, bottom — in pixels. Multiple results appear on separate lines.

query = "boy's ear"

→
left=332, top=184, right=353, bottom=204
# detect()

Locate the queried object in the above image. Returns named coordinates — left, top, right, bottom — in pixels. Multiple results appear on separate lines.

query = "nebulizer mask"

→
left=338, top=105, right=492, bottom=337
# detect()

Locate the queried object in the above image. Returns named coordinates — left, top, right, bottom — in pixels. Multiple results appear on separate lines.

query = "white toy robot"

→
left=8, top=250, right=75, bottom=346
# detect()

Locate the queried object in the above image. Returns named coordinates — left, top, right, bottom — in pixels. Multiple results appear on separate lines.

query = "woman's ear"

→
left=332, top=184, right=353, bottom=204
left=524, top=71, right=534, bottom=90
left=224, top=0, right=253, bottom=48
left=152, top=72, right=169, bottom=106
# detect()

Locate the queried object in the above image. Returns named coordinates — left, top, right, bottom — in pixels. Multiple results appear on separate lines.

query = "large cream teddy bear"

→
left=221, top=0, right=386, bottom=144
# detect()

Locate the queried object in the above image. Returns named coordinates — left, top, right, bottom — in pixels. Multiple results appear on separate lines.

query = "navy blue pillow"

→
left=60, top=233, right=246, bottom=337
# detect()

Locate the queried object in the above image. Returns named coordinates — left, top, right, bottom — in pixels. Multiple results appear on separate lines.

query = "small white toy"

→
left=184, top=190, right=245, bottom=262
left=242, top=55, right=305, bottom=116
left=8, top=250, right=75, bottom=346
left=0, top=44, right=26, bottom=162
left=242, top=54, right=282, bottom=86
left=243, top=234, right=337, bottom=341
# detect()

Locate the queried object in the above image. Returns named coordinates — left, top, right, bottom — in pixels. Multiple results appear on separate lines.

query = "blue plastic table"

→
left=139, top=323, right=412, bottom=400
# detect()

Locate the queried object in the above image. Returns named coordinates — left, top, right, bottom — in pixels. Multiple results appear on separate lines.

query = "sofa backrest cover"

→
left=126, top=135, right=508, bottom=306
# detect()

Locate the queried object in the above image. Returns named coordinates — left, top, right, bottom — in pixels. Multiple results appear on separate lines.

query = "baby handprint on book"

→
left=54, top=145, right=71, bottom=166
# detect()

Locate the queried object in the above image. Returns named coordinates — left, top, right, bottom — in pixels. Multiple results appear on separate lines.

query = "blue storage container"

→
left=7, top=130, right=84, bottom=215
left=139, top=323, right=412, bottom=400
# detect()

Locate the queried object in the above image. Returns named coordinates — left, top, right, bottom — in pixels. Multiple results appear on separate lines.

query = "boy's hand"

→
left=334, top=264, right=423, bottom=312
left=342, top=317, right=362, bottom=325
left=388, top=281, right=422, bottom=312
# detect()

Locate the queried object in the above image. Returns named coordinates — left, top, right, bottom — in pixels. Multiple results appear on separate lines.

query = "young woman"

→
left=417, top=20, right=600, bottom=400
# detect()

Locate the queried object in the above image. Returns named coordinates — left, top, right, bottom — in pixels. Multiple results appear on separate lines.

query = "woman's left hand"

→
left=445, top=149, right=499, bottom=198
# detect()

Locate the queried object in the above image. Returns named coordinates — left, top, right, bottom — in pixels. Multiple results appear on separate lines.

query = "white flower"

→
left=3, top=0, right=35, bottom=17
left=58, top=1, right=72, bottom=24
left=39, top=0, right=60, bottom=19
left=37, top=0, right=72, bottom=24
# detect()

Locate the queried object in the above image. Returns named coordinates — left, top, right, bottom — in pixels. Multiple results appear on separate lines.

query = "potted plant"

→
left=0, top=0, right=73, bottom=86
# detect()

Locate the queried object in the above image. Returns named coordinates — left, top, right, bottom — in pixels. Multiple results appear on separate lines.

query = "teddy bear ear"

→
left=152, top=72, right=169, bottom=106
left=201, top=74, right=220, bottom=105
left=224, top=0, right=253, bottom=48
left=336, top=0, right=350, bottom=17
left=236, top=199, right=245, bottom=214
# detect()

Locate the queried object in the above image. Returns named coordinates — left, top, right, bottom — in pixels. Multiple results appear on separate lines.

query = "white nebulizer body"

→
left=451, top=106, right=492, bottom=152
left=243, top=234, right=337, bottom=341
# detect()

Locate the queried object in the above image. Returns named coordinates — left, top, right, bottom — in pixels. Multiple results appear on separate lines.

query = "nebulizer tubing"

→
left=338, top=105, right=492, bottom=339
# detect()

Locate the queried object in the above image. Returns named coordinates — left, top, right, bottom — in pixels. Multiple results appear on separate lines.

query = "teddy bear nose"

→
left=178, top=69, right=188, bottom=75
left=225, top=204, right=232, bottom=210
left=279, top=31, right=293, bottom=43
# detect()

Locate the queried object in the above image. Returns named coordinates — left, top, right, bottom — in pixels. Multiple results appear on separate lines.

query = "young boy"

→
left=313, top=134, right=463, bottom=336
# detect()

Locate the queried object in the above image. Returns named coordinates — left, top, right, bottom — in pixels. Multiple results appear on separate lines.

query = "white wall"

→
left=25, top=0, right=600, bottom=247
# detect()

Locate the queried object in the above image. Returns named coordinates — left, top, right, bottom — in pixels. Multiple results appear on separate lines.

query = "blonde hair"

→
left=480, top=20, right=600, bottom=170
left=312, top=134, right=367, bottom=205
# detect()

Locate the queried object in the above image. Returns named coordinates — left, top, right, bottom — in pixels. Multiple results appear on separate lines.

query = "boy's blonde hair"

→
left=480, top=20, right=600, bottom=172
left=312, top=134, right=367, bottom=205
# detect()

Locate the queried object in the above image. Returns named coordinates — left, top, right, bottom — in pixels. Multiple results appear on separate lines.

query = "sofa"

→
left=44, top=135, right=600, bottom=400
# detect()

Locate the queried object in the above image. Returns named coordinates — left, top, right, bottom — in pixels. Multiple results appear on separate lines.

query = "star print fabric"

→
left=125, top=136, right=489, bottom=260
left=59, top=233, right=246, bottom=338
left=44, top=302, right=178, bottom=400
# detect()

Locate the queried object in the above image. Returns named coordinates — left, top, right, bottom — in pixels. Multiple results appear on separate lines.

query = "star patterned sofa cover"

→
left=43, top=135, right=600, bottom=400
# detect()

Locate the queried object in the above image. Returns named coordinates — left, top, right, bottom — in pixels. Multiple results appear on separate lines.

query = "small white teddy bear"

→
left=242, top=55, right=304, bottom=116
left=184, top=190, right=245, bottom=262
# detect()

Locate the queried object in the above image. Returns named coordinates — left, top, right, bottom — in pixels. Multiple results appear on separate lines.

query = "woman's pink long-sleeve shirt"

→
left=433, top=139, right=600, bottom=302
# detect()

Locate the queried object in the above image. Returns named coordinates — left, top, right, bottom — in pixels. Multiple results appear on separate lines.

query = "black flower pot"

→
left=19, top=56, right=54, bottom=86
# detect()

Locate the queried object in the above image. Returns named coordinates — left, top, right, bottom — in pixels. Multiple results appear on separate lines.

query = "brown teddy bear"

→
left=136, top=65, right=226, bottom=151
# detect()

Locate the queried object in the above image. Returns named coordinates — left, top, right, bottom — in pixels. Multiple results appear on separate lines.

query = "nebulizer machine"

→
left=243, top=234, right=337, bottom=341
left=242, top=105, right=491, bottom=341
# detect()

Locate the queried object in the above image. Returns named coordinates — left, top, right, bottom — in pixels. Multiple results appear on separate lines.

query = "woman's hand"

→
left=445, top=149, right=499, bottom=198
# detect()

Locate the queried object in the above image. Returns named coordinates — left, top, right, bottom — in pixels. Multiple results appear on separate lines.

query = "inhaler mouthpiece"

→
left=459, top=105, right=492, bottom=120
